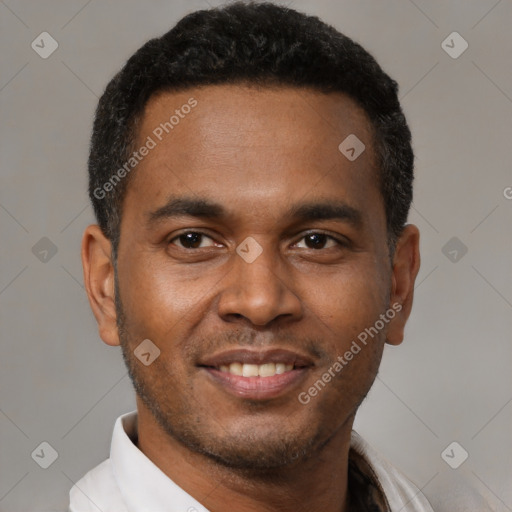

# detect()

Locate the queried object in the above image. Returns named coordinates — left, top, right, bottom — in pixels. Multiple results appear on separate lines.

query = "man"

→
left=70, top=2, right=479, bottom=511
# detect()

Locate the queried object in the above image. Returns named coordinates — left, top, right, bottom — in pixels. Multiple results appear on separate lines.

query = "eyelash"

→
left=168, top=231, right=348, bottom=250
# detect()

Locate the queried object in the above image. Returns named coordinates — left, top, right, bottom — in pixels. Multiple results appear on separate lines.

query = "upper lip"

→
left=199, top=348, right=315, bottom=368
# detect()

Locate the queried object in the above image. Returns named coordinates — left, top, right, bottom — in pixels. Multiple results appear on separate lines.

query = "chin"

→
left=182, top=429, right=323, bottom=471
left=151, top=399, right=325, bottom=471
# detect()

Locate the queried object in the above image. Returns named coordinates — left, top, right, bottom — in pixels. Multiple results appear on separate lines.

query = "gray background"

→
left=1, top=0, right=511, bottom=510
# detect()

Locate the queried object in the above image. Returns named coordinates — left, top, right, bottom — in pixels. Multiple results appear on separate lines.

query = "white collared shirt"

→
left=68, top=411, right=486, bottom=512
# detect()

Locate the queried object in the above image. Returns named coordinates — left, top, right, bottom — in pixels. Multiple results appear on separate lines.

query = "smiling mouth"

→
left=198, top=348, right=314, bottom=399
left=216, top=362, right=294, bottom=377
left=198, top=348, right=313, bottom=375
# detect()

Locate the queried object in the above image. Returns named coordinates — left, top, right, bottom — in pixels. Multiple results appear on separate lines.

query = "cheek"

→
left=312, top=270, right=387, bottom=397
left=117, top=256, right=219, bottom=340
left=303, top=261, right=389, bottom=338
left=119, top=242, right=390, bottom=344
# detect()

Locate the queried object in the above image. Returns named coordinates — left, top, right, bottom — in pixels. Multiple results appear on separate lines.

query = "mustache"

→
left=181, top=328, right=329, bottom=363
left=114, top=280, right=333, bottom=364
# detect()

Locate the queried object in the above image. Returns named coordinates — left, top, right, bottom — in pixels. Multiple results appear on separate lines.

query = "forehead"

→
left=124, top=84, right=382, bottom=229
left=138, top=84, right=376, bottom=162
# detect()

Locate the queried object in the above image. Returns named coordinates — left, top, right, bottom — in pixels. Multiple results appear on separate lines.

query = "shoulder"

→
left=350, top=431, right=504, bottom=512
left=424, top=469, right=509, bottom=512
left=350, top=432, right=434, bottom=511
left=68, top=458, right=127, bottom=512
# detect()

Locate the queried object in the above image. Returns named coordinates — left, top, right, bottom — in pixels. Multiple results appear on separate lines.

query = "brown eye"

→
left=295, top=233, right=341, bottom=250
left=170, top=232, right=216, bottom=249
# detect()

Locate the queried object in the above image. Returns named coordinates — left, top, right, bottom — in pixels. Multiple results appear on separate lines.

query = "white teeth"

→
left=219, top=362, right=294, bottom=377
left=275, top=363, right=286, bottom=374
left=229, top=362, right=243, bottom=376
left=242, top=364, right=259, bottom=377
left=258, top=363, right=276, bottom=377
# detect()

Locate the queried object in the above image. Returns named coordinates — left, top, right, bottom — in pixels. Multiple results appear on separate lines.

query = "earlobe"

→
left=386, top=224, right=421, bottom=346
left=81, top=225, right=120, bottom=346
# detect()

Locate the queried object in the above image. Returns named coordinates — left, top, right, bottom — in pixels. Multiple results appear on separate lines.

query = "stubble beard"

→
left=112, top=268, right=376, bottom=475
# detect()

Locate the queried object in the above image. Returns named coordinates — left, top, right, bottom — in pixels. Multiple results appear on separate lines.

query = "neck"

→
left=135, top=399, right=353, bottom=512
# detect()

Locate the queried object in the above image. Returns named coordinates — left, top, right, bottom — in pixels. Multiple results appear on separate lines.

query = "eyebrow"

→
left=146, top=196, right=363, bottom=229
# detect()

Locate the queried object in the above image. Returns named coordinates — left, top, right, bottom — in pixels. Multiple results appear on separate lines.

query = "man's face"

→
left=114, top=85, right=396, bottom=469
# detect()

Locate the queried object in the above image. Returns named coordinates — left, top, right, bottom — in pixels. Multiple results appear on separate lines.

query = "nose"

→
left=217, top=243, right=303, bottom=327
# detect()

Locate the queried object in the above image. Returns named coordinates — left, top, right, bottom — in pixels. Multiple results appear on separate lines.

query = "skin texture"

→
left=82, top=85, right=420, bottom=512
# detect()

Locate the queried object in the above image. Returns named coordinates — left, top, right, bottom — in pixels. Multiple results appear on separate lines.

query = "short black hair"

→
left=88, top=1, right=413, bottom=259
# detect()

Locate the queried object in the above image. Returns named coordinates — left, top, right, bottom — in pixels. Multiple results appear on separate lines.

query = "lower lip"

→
left=202, top=367, right=309, bottom=400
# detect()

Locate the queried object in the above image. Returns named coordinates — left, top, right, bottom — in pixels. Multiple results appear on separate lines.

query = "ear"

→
left=386, top=224, right=421, bottom=346
left=81, top=224, right=120, bottom=346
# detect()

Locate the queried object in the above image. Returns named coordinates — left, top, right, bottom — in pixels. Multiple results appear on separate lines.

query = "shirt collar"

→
left=111, top=411, right=430, bottom=512
left=110, top=410, right=210, bottom=512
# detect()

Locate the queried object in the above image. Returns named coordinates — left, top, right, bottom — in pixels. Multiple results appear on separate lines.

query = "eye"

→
left=168, top=231, right=346, bottom=251
left=169, top=231, right=218, bottom=249
left=294, top=232, right=345, bottom=250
